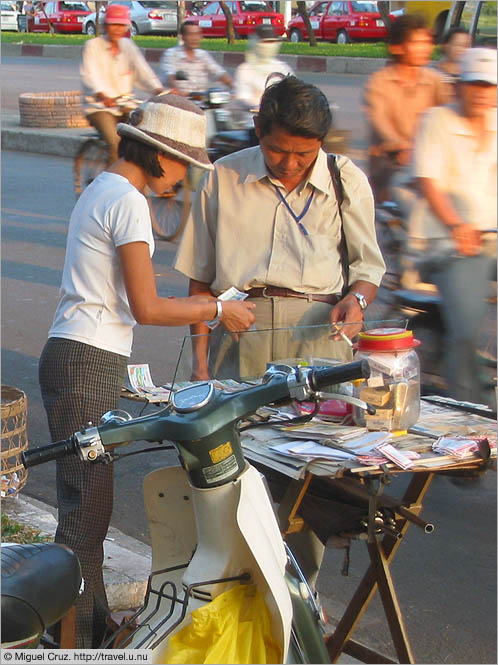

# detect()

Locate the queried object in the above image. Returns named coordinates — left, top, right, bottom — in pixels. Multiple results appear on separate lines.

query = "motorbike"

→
left=4, top=360, right=373, bottom=662
left=374, top=199, right=497, bottom=400
left=1, top=541, right=82, bottom=649
left=148, top=72, right=257, bottom=242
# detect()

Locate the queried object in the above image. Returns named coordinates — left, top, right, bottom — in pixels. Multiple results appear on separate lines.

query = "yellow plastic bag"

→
left=163, top=584, right=282, bottom=664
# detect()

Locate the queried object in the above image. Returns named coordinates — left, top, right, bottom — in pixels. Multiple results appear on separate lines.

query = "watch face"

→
left=354, top=293, right=367, bottom=309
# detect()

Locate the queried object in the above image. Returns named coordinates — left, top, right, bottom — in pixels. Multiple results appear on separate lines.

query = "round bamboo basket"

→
left=1, top=386, right=28, bottom=497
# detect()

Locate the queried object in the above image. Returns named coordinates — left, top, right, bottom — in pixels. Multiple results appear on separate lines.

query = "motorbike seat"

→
left=1, top=542, right=82, bottom=643
left=393, top=289, right=442, bottom=316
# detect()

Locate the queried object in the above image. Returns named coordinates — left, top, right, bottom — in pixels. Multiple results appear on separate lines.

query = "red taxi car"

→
left=187, top=1, right=285, bottom=39
left=29, top=1, right=92, bottom=33
left=287, top=1, right=392, bottom=43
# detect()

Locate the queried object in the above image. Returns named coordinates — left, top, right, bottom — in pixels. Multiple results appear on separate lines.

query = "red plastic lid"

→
left=357, top=328, right=420, bottom=352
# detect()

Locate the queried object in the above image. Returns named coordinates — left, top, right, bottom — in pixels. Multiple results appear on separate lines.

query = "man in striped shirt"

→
left=160, top=20, right=232, bottom=95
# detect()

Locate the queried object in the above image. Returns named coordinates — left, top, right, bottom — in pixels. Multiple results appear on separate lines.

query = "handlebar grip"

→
left=22, top=438, right=77, bottom=469
left=309, top=359, right=370, bottom=392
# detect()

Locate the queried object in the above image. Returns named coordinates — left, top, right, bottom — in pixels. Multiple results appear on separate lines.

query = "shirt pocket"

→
left=301, top=212, right=343, bottom=289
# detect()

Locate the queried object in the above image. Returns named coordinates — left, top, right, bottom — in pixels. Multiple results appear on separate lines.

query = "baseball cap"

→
left=117, top=94, right=213, bottom=170
left=105, top=3, right=131, bottom=25
left=460, top=48, right=497, bottom=85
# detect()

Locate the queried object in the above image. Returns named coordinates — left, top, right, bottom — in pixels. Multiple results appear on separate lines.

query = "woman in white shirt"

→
left=39, top=93, right=255, bottom=648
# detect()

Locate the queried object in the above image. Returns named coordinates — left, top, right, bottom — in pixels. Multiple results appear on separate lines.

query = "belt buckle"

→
left=262, top=287, right=271, bottom=299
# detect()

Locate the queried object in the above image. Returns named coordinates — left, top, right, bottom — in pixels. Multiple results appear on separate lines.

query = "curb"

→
left=2, top=494, right=151, bottom=612
left=1, top=123, right=89, bottom=158
left=1, top=42, right=387, bottom=75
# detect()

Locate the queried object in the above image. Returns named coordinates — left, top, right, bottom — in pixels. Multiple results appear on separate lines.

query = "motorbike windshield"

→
left=169, top=318, right=407, bottom=390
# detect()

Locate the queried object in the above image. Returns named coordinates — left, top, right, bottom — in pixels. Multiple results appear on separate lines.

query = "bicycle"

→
left=73, top=95, right=191, bottom=242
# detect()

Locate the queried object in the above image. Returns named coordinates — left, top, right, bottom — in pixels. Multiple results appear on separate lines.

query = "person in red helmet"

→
left=81, top=3, right=165, bottom=166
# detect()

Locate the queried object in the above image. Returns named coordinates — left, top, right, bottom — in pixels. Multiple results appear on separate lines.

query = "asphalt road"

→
left=1, top=57, right=497, bottom=663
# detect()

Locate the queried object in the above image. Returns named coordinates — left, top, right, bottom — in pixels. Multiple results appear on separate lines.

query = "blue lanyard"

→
left=273, top=185, right=314, bottom=237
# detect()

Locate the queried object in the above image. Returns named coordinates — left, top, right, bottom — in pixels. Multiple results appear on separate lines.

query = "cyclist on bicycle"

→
left=80, top=3, right=164, bottom=166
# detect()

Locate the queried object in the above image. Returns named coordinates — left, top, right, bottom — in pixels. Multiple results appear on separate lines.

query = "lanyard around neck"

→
left=273, top=185, right=314, bottom=236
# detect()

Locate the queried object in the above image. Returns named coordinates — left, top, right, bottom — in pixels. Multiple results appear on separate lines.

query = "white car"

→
left=83, top=0, right=178, bottom=36
left=1, top=1, right=19, bottom=31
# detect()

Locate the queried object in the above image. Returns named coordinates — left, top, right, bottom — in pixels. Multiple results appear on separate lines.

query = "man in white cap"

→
left=407, top=47, right=497, bottom=403
left=81, top=3, right=164, bottom=165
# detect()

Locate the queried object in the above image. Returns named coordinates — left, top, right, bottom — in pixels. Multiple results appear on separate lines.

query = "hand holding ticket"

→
left=206, top=287, right=249, bottom=329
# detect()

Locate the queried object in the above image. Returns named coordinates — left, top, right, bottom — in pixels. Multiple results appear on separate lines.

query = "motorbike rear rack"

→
left=103, top=562, right=251, bottom=650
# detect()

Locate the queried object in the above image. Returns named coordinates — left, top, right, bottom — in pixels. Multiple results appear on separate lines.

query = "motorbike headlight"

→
left=214, top=109, right=231, bottom=123
left=208, top=90, right=231, bottom=106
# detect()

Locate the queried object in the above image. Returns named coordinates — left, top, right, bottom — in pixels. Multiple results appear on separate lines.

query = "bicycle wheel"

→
left=148, top=176, right=191, bottom=242
left=74, top=139, right=108, bottom=196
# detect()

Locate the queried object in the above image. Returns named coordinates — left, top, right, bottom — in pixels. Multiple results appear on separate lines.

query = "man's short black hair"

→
left=180, top=20, right=199, bottom=36
left=257, top=75, right=332, bottom=140
left=441, top=26, right=469, bottom=45
left=388, top=13, right=428, bottom=46
left=118, top=136, right=165, bottom=178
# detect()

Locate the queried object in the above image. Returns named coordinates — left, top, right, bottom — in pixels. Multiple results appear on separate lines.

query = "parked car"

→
left=287, top=0, right=393, bottom=44
left=445, top=0, right=497, bottom=48
left=28, top=1, right=92, bottom=32
left=0, top=1, right=18, bottom=31
left=83, top=0, right=178, bottom=36
left=187, top=1, right=285, bottom=39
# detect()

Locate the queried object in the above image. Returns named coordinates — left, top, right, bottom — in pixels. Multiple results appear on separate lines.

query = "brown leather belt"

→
left=246, top=287, right=340, bottom=306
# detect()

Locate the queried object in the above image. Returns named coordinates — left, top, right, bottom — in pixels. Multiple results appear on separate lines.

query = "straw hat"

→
left=117, top=94, right=213, bottom=170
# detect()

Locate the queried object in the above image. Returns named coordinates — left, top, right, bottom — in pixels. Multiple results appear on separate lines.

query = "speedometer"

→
left=172, top=382, right=215, bottom=413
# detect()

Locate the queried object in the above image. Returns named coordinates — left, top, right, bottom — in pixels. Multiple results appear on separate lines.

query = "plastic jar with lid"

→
left=353, top=328, right=420, bottom=431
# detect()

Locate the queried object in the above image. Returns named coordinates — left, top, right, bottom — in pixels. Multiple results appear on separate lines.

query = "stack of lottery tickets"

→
left=432, top=436, right=487, bottom=458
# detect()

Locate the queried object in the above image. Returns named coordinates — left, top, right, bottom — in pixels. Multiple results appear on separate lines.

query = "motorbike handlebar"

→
left=308, top=359, right=370, bottom=392
left=21, top=360, right=373, bottom=471
left=22, top=437, right=77, bottom=468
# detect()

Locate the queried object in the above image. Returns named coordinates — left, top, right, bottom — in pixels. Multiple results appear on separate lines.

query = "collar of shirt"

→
left=177, top=45, right=202, bottom=60
left=101, top=35, right=126, bottom=54
left=446, top=103, right=498, bottom=136
left=241, top=147, right=333, bottom=197
left=382, top=63, right=436, bottom=87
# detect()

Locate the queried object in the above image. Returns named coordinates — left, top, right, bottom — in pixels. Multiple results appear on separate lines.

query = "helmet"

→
left=104, top=3, right=131, bottom=25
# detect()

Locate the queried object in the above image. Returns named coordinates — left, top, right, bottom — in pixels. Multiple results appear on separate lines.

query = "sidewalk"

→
left=2, top=41, right=387, bottom=75
left=2, top=493, right=151, bottom=612
left=2, top=109, right=91, bottom=158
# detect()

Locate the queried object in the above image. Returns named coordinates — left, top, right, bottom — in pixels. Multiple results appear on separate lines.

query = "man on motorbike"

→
left=160, top=21, right=232, bottom=96
left=407, top=47, right=497, bottom=403
left=232, top=24, right=294, bottom=111
left=80, top=3, right=164, bottom=166
left=363, top=13, right=450, bottom=208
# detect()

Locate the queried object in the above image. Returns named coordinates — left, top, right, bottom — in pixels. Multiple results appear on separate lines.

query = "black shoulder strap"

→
left=327, top=153, right=349, bottom=292
left=327, top=153, right=344, bottom=213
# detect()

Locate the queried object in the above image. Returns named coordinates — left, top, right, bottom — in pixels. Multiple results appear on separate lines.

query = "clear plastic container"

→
left=353, top=328, right=420, bottom=431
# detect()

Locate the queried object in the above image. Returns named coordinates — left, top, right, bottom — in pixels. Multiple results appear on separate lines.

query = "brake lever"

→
left=314, top=392, right=376, bottom=415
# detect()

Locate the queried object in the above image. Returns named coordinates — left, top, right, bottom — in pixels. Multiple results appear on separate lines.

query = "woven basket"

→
left=1, top=386, right=29, bottom=498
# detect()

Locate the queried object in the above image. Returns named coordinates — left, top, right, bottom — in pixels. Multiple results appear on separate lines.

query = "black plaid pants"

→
left=39, top=338, right=127, bottom=649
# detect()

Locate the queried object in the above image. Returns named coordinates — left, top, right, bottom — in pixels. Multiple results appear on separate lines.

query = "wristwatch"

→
left=351, top=292, right=368, bottom=310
